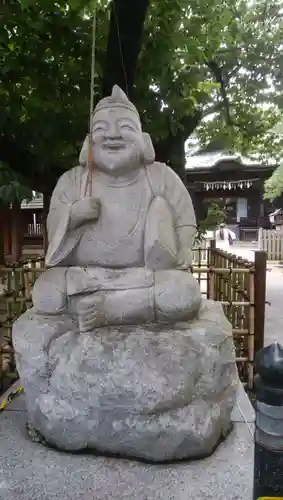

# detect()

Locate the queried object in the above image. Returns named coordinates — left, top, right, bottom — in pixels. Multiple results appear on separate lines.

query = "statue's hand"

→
left=74, top=197, right=100, bottom=220
left=70, top=197, right=100, bottom=228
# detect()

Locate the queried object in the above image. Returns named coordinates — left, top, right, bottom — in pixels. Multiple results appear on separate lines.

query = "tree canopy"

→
left=0, top=162, right=33, bottom=205
left=263, top=119, right=283, bottom=201
left=1, top=0, right=283, bottom=193
left=264, top=160, right=283, bottom=202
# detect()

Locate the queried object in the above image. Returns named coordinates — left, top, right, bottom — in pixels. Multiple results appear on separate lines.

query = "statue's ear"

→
left=142, top=132, right=155, bottom=165
left=79, top=136, right=89, bottom=166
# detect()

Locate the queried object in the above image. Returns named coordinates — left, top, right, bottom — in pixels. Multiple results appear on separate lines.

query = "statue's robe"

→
left=33, top=163, right=199, bottom=323
left=46, top=162, right=196, bottom=270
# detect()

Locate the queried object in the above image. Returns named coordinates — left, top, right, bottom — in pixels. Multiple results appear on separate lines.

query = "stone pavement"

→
left=265, top=265, right=283, bottom=345
left=0, top=383, right=254, bottom=500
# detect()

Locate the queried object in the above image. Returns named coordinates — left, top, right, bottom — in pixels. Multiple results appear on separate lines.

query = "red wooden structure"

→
left=1, top=195, right=49, bottom=262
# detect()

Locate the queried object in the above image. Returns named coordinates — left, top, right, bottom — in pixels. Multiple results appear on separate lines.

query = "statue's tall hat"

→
left=93, top=85, right=140, bottom=120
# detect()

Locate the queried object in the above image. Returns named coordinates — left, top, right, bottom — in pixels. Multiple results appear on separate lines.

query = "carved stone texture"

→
left=13, top=300, right=238, bottom=461
left=12, top=85, right=238, bottom=460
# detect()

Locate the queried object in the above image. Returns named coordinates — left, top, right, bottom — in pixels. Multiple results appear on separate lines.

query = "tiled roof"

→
left=185, top=151, right=260, bottom=170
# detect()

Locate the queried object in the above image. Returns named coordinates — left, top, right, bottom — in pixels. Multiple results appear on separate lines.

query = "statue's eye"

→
left=93, top=127, right=105, bottom=133
left=120, top=124, right=135, bottom=132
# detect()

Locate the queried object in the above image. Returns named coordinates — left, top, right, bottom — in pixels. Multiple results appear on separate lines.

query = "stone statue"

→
left=13, top=86, right=238, bottom=462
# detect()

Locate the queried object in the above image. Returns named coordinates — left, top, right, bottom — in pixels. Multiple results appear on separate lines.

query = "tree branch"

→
left=181, top=110, right=202, bottom=137
left=206, top=60, right=233, bottom=126
left=206, top=59, right=251, bottom=137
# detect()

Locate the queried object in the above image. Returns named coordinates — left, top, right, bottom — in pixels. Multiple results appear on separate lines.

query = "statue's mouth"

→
left=103, top=143, right=126, bottom=151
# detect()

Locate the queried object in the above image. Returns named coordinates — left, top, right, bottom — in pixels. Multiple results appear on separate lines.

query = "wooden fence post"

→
left=11, top=201, right=23, bottom=262
left=254, top=250, right=267, bottom=355
left=207, top=239, right=216, bottom=299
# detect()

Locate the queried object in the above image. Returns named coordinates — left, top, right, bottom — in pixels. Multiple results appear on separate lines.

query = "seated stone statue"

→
left=13, top=86, right=238, bottom=462
left=32, top=85, right=200, bottom=328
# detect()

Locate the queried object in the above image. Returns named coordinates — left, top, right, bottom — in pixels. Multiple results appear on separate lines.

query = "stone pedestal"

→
left=13, top=300, right=238, bottom=461
left=0, top=382, right=254, bottom=500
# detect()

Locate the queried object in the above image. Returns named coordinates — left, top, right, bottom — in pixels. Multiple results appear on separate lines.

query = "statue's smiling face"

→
left=92, top=108, right=144, bottom=175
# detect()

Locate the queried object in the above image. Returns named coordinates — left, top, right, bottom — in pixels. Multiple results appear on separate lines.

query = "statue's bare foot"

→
left=26, top=422, right=48, bottom=446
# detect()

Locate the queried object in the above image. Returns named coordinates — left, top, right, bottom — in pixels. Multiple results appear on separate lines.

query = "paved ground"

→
left=227, top=244, right=283, bottom=346
left=264, top=266, right=283, bottom=345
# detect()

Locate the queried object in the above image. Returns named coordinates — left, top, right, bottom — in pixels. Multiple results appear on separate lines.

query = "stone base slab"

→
left=0, top=383, right=254, bottom=500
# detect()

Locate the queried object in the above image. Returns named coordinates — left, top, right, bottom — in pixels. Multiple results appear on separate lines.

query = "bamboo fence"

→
left=0, top=243, right=267, bottom=394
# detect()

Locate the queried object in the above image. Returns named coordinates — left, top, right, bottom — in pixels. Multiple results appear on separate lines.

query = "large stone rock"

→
left=13, top=299, right=238, bottom=462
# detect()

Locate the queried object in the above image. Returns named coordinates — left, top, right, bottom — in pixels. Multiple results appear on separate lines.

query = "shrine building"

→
left=186, top=150, right=278, bottom=241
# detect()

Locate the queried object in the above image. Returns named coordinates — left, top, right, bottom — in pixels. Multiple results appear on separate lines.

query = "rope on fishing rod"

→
left=86, top=0, right=97, bottom=197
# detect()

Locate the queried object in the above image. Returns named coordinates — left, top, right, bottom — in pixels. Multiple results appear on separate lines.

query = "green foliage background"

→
left=1, top=0, right=283, bottom=198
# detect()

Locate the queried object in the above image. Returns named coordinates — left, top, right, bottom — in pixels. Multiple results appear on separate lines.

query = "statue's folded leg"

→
left=71, top=286, right=156, bottom=331
left=65, top=266, right=156, bottom=330
left=154, top=270, right=201, bottom=323
left=32, top=267, right=68, bottom=314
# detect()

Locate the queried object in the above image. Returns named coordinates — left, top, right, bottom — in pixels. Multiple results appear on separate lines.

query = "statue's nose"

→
left=105, top=134, right=122, bottom=141
left=106, top=121, right=121, bottom=138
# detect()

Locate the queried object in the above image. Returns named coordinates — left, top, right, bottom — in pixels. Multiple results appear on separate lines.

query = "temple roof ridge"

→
left=185, top=149, right=262, bottom=170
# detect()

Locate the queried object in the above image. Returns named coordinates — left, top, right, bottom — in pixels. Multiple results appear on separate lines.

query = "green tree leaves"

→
left=264, top=161, right=283, bottom=202
left=1, top=0, right=283, bottom=190
left=0, top=163, right=33, bottom=205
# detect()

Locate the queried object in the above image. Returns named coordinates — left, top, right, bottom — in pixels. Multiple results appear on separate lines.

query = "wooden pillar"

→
left=254, top=250, right=267, bottom=354
left=0, top=206, right=12, bottom=261
left=188, top=183, right=205, bottom=225
left=11, top=201, right=23, bottom=262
